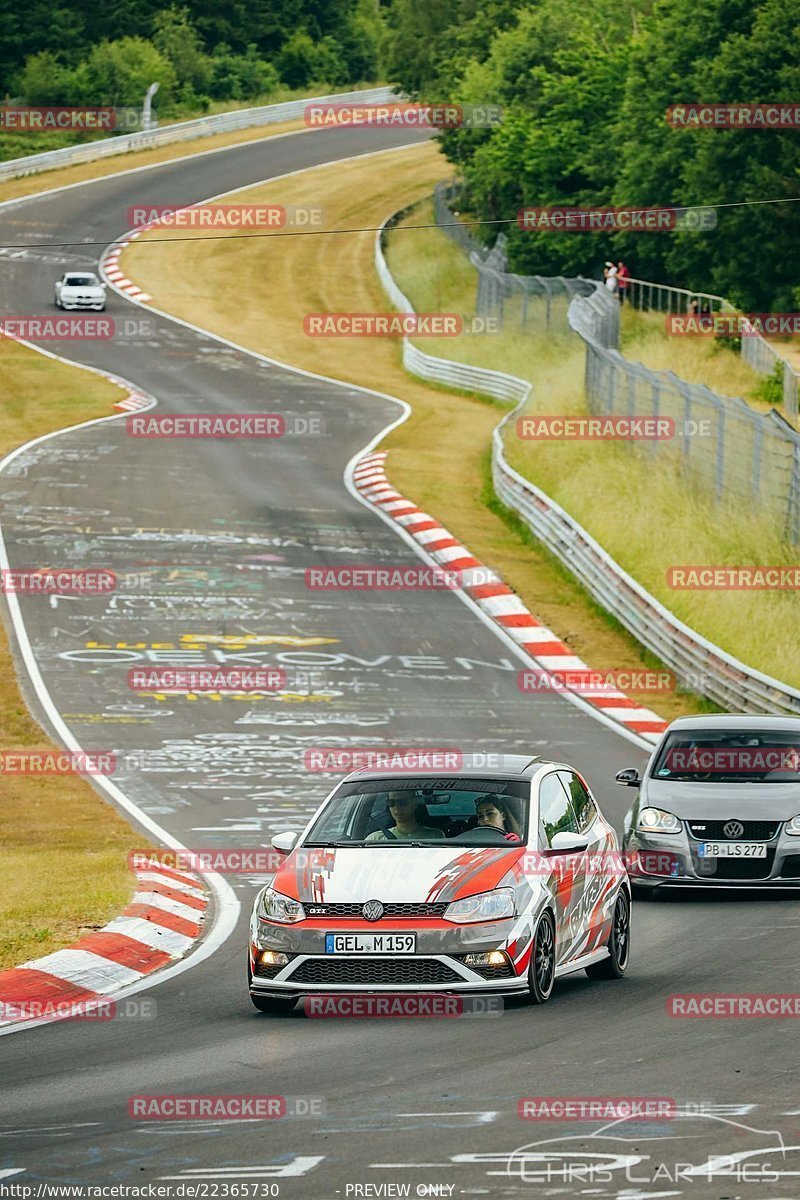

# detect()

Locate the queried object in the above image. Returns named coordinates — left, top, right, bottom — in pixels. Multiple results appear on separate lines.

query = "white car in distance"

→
left=54, top=272, right=107, bottom=311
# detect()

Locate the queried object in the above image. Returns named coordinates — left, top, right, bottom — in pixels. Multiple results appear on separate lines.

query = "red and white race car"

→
left=248, top=754, right=631, bottom=1012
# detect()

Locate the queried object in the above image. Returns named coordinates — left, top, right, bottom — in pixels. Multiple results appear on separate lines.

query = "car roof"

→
left=661, top=714, right=800, bottom=733
left=342, top=753, right=556, bottom=783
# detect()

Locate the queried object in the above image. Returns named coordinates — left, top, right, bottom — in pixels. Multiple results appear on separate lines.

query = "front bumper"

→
left=249, top=915, right=529, bottom=995
left=250, top=953, right=528, bottom=997
left=59, top=296, right=105, bottom=309
left=624, top=830, right=800, bottom=888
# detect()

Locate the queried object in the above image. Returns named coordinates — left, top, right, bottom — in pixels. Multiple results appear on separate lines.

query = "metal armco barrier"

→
left=0, top=87, right=394, bottom=182
left=375, top=208, right=800, bottom=716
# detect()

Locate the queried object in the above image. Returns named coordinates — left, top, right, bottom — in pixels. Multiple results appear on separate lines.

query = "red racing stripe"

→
left=123, top=904, right=202, bottom=938
left=0, top=967, right=102, bottom=1007
left=70, top=932, right=173, bottom=972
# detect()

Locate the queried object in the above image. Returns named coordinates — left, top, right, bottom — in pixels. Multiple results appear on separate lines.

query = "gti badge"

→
left=362, top=900, right=384, bottom=921
left=723, top=820, right=744, bottom=839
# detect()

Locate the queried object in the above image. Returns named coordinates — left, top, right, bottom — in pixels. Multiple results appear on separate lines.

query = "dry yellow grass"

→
left=0, top=340, right=144, bottom=969
left=620, top=307, right=774, bottom=409
left=387, top=206, right=800, bottom=689
left=121, top=145, right=706, bottom=721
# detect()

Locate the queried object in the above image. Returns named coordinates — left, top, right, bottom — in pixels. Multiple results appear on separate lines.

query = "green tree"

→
left=152, top=5, right=213, bottom=96
left=72, top=37, right=176, bottom=110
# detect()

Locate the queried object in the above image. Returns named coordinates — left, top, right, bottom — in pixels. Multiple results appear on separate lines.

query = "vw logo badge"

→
left=723, top=820, right=744, bottom=839
left=362, top=900, right=384, bottom=922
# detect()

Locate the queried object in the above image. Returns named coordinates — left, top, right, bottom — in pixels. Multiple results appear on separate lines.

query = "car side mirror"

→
left=270, top=831, right=299, bottom=856
left=615, top=767, right=642, bottom=787
left=101, top=282, right=108, bottom=289
left=549, top=832, right=590, bottom=854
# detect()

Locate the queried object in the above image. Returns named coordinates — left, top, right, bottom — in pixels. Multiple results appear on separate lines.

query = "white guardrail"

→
left=0, top=87, right=395, bottom=182
left=375, top=212, right=800, bottom=717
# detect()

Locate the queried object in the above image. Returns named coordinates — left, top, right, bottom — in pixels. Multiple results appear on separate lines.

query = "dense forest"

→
left=0, top=1, right=383, bottom=110
left=3, top=0, right=798, bottom=308
left=385, top=0, right=800, bottom=310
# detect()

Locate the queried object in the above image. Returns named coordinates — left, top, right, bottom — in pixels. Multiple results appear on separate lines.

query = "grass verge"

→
left=121, top=144, right=707, bottom=722
left=0, top=340, right=145, bottom=969
left=387, top=201, right=800, bottom=690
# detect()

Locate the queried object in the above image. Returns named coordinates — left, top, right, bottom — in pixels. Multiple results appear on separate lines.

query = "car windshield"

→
left=304, top=777, right=530, bottom=846
left=652, top=730, right=800, bottom=783
left=64, top=275, right=99, bottom=286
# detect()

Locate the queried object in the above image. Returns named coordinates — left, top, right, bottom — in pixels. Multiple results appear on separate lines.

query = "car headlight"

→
left=636, top=806, right=682, bottom=834
left=258, top=888, right=306, bottom=924
left=786, top=814, right=800, bottom=836
left=444, top=888, right=515, bottom=924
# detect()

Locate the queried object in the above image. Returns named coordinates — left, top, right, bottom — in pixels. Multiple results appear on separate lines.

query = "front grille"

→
left=778, top=855, right=800, bottom=879
left=288, top=958, right=461, bottom=986
left=686, top=820, right=781, bottom=841
left=304, top=902, right=448, bottom=918
left=691, top=849, right=775, bottom=880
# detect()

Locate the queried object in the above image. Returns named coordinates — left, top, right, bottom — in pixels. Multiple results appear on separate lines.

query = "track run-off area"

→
left=0, top=123, right=799, bottom=1197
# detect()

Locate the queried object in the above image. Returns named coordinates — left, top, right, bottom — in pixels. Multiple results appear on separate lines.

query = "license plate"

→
left=324, top=933, right=416, bottom=954
left=697, top=842, right=767, bottom=858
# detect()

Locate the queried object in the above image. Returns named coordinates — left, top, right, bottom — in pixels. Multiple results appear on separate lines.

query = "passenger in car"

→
left=475, top=795, right=523, bottom=842
left=365, top=791, right=445, bottom=841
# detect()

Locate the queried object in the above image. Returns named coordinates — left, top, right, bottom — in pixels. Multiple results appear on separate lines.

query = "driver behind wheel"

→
left=475, top=795, right=522, bottom=841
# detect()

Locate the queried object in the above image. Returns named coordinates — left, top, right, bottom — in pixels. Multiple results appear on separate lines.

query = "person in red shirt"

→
left=616, top=260, right=630, bottom=305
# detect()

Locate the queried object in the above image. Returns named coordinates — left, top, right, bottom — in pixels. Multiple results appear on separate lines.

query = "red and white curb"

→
left=352, top=452, right=668, bottom=743
left=0, top=863, right=208, bottom=1028
left=100, top=235, right=152, bottom=303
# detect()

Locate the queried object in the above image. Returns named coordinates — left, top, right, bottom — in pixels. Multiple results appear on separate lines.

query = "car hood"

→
left=273, top=845, right=526, bottom=905
left=62, top=285, right=103, bottom=293
left=643, top=778, right=800, bottom=820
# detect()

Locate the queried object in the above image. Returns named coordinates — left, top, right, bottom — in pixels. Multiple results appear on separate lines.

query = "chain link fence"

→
left=435, top=182, right=800, bottom=541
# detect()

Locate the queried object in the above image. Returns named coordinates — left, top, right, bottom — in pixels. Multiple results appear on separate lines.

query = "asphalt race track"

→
left=1, top=125, right=799, bottom=1198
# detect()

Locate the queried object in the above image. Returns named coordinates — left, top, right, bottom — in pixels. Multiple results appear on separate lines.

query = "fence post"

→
left=715, top=405, right=726, bottom=500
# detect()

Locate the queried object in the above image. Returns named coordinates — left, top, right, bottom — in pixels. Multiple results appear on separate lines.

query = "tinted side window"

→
left=557, top=771, right=597, bottom=833
left=538, top=773, right=578, bottom=844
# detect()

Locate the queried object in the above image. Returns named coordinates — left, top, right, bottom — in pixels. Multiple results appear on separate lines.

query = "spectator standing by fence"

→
left=617, top=260, right=629, bottom=304
left=604, top=261, right=618, bottom=295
